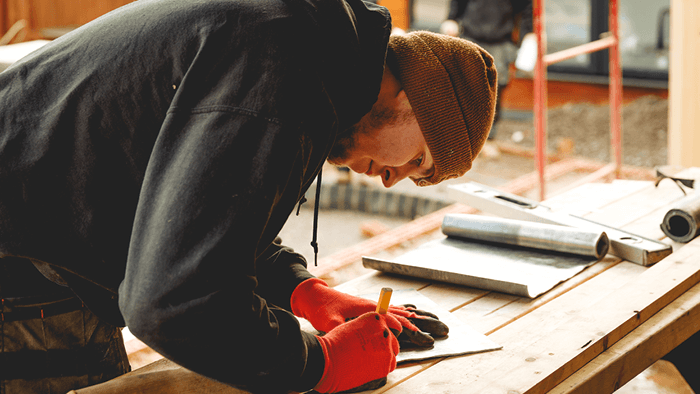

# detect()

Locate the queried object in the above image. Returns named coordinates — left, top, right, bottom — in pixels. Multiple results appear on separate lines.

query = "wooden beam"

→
left=549, top=281, right=700, bottom=393
left=668, top=0, right=700, bottom=167
left=382, top=240, right=700, bottom=394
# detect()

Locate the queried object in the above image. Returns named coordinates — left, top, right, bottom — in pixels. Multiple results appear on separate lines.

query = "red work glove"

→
left=291, top=278, right=448, bottom=347
left=315, top=312, right=401, bottom=393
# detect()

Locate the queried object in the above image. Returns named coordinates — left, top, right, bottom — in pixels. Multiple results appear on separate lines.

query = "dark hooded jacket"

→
left=448, top=0, right=532, bottom=44
left=0, top=0, right=391, bottom=391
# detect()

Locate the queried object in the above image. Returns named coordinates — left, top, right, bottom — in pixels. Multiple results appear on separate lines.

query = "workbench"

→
left=335, top=168, right=700, bottom=394
left=75, top=169, right=700, bottom=394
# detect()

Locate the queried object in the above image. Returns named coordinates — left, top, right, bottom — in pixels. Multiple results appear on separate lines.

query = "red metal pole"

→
left=533, top=0, right=547, bottom=200
left=544, top=36, right=616, bottom=65
left=609, top=0, right=623, bottom=177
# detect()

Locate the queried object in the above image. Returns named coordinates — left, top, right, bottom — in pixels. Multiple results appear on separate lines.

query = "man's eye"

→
left=414, top=155, right=424, bottom=166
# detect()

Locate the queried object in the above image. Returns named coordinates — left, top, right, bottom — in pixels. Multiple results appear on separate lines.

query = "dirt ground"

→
left=494, top=95, right=669, bottom=169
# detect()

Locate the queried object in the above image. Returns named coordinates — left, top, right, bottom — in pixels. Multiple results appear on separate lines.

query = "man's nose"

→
left=381, top=166, right=410, bottom=188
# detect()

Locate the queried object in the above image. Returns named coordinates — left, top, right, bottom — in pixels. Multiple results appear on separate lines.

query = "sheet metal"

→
left=363, top=236, right=597, bottom=299
left=447, top=182, right=673, bottom=266
left=442, top=213, right=609, bottom=259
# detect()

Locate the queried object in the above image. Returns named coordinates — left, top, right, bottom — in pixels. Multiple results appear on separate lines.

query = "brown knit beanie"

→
left=387, top=31, right=498, bottom=185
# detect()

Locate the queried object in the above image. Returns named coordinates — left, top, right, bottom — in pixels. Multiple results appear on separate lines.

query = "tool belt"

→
left=1, top=295, right=125, bottom=383
left=1, top=295, right=84, bottom=322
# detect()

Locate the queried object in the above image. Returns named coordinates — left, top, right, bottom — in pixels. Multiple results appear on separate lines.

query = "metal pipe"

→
left=661, top=193, right=700, bottom=243
left=442, top=213, right=610, bottom=259
left=447, top=182, right=673, bottom=266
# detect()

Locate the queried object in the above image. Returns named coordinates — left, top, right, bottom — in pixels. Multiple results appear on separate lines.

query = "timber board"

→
left=540, top=180, right=651, bottom=216
left=582, top=179, right=686, bottom=229
left=549, top=282, right=700, bottom=394
left=379, top=240, right=700, bottom=394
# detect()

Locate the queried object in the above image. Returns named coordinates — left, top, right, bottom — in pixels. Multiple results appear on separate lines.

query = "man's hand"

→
left=439, top=20, right=460, bottom=37
left=315, top=312, right=401, bottom=393
left=515, top=32, right=537, bottom=72
left=291, top=278, right=449, bottom=348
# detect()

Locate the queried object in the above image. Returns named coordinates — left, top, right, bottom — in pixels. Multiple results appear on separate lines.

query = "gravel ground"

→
left=494, top=95, right=669, bottom=168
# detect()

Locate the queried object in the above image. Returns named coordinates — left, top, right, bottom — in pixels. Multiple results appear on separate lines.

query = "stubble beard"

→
left=327, top=102, right=414, bottom=165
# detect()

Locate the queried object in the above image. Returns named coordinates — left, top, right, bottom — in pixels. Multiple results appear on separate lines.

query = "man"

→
left=441, top=0, right=532, bottom=140
left=0, top=0, right=497, bottom=393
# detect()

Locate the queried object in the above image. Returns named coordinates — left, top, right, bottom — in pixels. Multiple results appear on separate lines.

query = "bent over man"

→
left=0, top=0, right=497, bottom=392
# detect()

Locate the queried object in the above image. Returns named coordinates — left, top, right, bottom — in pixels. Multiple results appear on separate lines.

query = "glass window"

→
left=546, top=0, right=593, bottom=68
left=619, top=0, right=670, bottom=74
left=408, top=0, right=669, bottom=79
left=411, top=0, right=449, bottom=32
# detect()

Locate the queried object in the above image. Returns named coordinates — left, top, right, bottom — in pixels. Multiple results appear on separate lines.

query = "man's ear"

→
left=395, top=89, right=413, bottom=111
left=397, top=89, right=408, bottom=101
left=379, top=65, right=403, bottom=100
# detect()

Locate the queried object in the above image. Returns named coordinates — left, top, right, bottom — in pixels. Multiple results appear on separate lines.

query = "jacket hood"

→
left=286, top=0, right=392, bottom=131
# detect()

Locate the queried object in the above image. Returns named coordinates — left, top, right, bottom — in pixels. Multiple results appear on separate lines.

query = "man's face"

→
left=328, top=92, right=435, bottom=188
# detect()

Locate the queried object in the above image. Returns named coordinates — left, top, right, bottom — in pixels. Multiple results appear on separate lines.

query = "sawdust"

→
left=495, top=95, right=668, bottom=168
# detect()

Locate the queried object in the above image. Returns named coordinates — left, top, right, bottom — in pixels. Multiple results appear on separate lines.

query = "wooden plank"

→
left=668, top=0, right=700, bottom=168
left=549, top=281, right=700, bottom=394
left=374, top=259, right=645, bottom=394
left=450, top=292, right=522, bottom=334
left=489, top=242, right=700, bottom=394
left=540, top=180, right=650, bottom=216
left=383, top=240, right=700, bottom=394
left=452, top=257, right=629, bottom=336
left=362, top=256, right=633, bottom=394
left=582, top=178, right=686, bottom=229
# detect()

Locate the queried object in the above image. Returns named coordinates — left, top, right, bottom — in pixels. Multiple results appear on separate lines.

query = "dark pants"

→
left=662, top=329, right=700, bottom=392
left=464, top=38, right=516, bottom=141
left=1, top=257, right=130, bottom=394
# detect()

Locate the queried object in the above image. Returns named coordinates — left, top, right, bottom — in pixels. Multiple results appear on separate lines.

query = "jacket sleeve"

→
left=447, top=0, right=469, bottom=21
left=116, top=9, right=335, bottom=389
left=118, top=107, right=325, bottom=393
left=255, top=241, right=316, bottom=312
left=514, top=0, right=533, bottom=40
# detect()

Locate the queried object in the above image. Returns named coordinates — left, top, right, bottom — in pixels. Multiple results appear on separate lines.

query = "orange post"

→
left=532, top=0, right=622, bottom=200
left=533, top=0, right=547, bottom=200
left=608, top=0, right=623, bottom=177
left=377, top=0, right=410, bottom=31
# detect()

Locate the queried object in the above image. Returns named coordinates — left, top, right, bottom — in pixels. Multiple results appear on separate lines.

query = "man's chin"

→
left=326, top=145, right=352, bottom=167
left=326, top=156, right=345, bottom=167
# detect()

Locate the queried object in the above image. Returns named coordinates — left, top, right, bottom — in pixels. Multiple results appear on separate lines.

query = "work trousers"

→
left=461, top=37, right=516, bottom=139
left=1, top=257, right=130, bottom=394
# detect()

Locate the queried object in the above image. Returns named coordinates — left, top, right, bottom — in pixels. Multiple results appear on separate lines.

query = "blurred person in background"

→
left=441, top=0, right=534, bottom=147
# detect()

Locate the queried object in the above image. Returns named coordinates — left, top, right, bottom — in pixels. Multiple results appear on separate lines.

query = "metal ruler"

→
left=447, top=182, right=673, bottom=266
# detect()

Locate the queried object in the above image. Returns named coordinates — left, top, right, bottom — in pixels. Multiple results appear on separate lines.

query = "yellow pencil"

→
left=375, top=287, right=393, bottom=314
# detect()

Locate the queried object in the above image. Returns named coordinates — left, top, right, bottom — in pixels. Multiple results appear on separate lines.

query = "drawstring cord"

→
left=311, top=169, right=322, bottom=266
left=295, top=169, right=322, bottom=266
